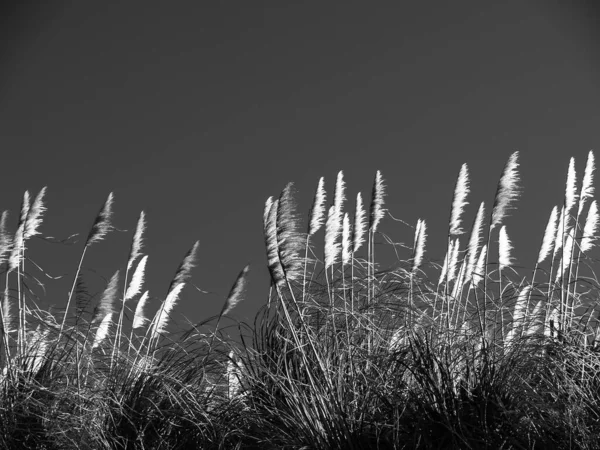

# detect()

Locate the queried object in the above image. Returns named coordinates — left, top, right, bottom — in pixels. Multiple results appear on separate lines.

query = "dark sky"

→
left=1, top=1, right=600, bottom=331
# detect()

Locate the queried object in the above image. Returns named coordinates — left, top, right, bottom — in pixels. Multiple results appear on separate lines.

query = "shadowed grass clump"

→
left=2, top=151, right=600, bottom=448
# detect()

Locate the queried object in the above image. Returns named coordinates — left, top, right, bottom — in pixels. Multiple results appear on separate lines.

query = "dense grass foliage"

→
left=2, top=151, right=600, bottom=449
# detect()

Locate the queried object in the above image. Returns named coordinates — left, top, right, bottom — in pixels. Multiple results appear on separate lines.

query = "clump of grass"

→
left=2, top=151, right=600, bottom=448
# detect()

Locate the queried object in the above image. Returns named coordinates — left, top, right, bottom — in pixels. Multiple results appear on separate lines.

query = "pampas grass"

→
left=3, top=151, right=600, bottom=449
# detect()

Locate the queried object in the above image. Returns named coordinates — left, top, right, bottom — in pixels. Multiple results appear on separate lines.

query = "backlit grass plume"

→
left=167, top=240, right=199, bottom=295
left=449, top=163, right=470, bottom=236
left=86, top=192, right=114, bottom=247
left=126, top=211, right=146, bottom=271
left=275, top=182, right=305, bottom=284
left=491, top=151, right=520, bottom=230
left=538, top=206, right=558, bottom=264
left=577, top=151, right=595, bottom=216
left=498, top=226, right=514, bottom=270
left=308, top=177, right=326, bottom=236
left=369, top=170, right=385, bottom=232
left=352, top=192, right=366, bottom=252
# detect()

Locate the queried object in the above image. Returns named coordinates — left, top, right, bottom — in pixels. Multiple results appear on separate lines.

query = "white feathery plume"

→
left=342, top=213, right=352, bottom=265
left=263, top=197, right=273, bottom=228
left=8, top=191, right=31, bottom=271
left=308, top=177, right=326, bottom=236
left=412, top=219, right=427, bottom=273
left=369, top=170, right=385, bottom=232
left=352, top=192, right=367, bottom=252
left=449, top=163, right=470, bottom=235
left=264, top=199, right=284, bottom=285
left=491, top=151, right=520, bottom=230
left=92, top=312, right=113, bottom=349
left=324, top=206, right=341, bottom=269
left=168, top=241, right=199, bottom=295
left=333, top=171, right=346, bottom=217
left=438, top=239, right=454, bottom=286
left=537, top=206, right=558, bottom=264
left=558, top=228, right=575, bottom=280
left=578, top=151, right=595, bottom=216
left=465, top=202, right=485, bottom=282
left=127, top=211, right=146, bottom=271
left=581, top=200, right=599, bottom=253
left=564, top=157, right=578, bottom=215
left=125, top=255, right=148, bottom=301
left=132, top=291, right=150, bottom=329
left=0, top=211, right=11, bottom=266
left=221, top=265, right=250, bottom=316
left=93, top=270, right=119, bottom=322
left=86, top=192, right=115, bottom=247
left=24, top=187, right=47, bottom=240
left=153, top=282, right=185, bottom=336
left=498, top=226, right=514, bottom=270
left=447, top=238, right=461, bottom=284
left=471, top=244, right=487, bottom=288
left=451, top=258, right=466, bottom=299
left=275, top=183, right=305, bottom=282
left=553, top=206, right=570, bottom=258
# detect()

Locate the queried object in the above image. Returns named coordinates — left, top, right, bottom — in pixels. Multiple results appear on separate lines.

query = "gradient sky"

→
left=1, top=1, right=600, bottom=332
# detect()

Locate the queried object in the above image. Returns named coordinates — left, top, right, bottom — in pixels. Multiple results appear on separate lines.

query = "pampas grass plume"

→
left=92, top=312, right=113, bottom=349
left=369, top=170, right=385, bottom=232
left=153, top=282, right=185, bottom=336
left=168, top=240, right=199, bottom=295
left=564, top=157, right=578, bottom=215
left=276, top=182, right=304, bottom=282
left=498, top=226, right=514, bottom=270
left=86, top=192, right=114, bottom=246
left=581, top=200, right=599, bottom=252
left=125, top=255, right=148, bottom=301
left=308, top=177, right=326, bottom=236
left=324, top=205, right=341, bottom=269
left=221, top=264, right=250, bottom=316
left=465, top=202, right=485, bottom=281
left=471, top=244, right=487, bottom=288
left=352, top=192, right=367, bottom=252
left=132, top=291, right=150, bottom=329
left=342, top=213, right=352, bottom=265
left=24, top=186, right=47, bottom=240
left=127, top=211, right=146, bottom=271
left=538, top=206, right=558, bottom=264
left=491, top=151, right=520, bottom=229
left=578, top=151, right=595, bottom=216
left=412, top=219, right=427, bottom=272
left=93, top=270, right=119, bottom=322
left=449, top=163, right=470, bottom=235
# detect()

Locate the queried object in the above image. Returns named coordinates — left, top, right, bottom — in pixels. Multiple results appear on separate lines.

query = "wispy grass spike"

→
left=369, top=170, right=385, bottom=232
left=324, top=205, right=341, bottom=269
left=24, top=186, right=47, bottom=240
left=564, top=157, right=578, bottom=215
left=342, top=213, right=352, bottom=265
left=0, top=211, right=11, bottom=266
left=412, top=219, right=427, bottom=273
left=498, top=226, right=514, bottom=270
left=449, top=163, right=470, bottom=235
left=132, top=291, right=150, bottom=329
left=538, top=206, right=558, bottom=264
left=352, top=192, right=366, bottom=252
left=333, top=171, right=346, bottom=217
left=86, top=192, right=115, bottom=247
left=125, top=255, right=148, bottom=301
left=471, top=244, right=487, bottom=288
left=153, top=282, right=185, bottom=336
left=221, top=264, right=250, bottom=316
left=127, top=211, right=146, bottom=271
left=276, top=182, right=305, bottom=283
left=491, top=151, right=520, bottom=230
left=553, top=206, right=570, bottom=258
left=92, top=312, right=113, bottom=349
left=93, top=270, right=119, bottom=322
left=578, top=151, right=595, bottom=216
left=308, top=177, right=326, bottom=236
left=167, top=240, right=199, bottom=295
left=465, top=202, right=485, bottom=282
left=264, top=199, right=284, bottom=285
left=581, top=200, right=599, bottom=253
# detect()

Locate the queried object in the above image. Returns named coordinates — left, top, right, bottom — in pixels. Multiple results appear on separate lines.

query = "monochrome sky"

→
left=1, top=1, right=600, bottom=331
